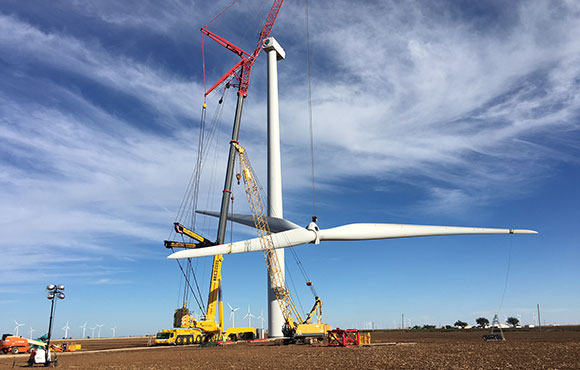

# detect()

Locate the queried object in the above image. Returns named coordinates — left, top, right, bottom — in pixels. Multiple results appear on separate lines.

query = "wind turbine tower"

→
left=244, top=306, right=255, bottom=327
left=111, top=326, right=117, bottom=338
left=90, top=327, right=96, bottom=338
left=228, top=303, right=240, bottom=328
left=14, top=321, right=24, bottom=337
left=96, top=324, right=103, bottom=338
left=257, top=310, right=265, bottom=329
left=263, top=36, right=286, bottom=338
left=28, top=326, right=35, bottom=339
left=62, top=321, right=70, bottom=339
left=80, top=322, right=87, bottom=338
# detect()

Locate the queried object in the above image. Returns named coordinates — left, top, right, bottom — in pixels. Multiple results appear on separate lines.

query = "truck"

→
left=157, top=224, right=255, bottom=345
left=1, top=334, right=30, bottom=354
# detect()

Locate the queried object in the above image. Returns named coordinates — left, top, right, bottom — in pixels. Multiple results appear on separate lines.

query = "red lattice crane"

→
left=201, top=0, right=284, bottom=97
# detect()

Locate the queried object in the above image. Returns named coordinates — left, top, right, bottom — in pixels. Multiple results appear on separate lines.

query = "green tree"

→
left=476, top=317, right=489, bottom=328
left=454, top=320, right=468, bottom=328
left=507, top=317, right=520, bottom=327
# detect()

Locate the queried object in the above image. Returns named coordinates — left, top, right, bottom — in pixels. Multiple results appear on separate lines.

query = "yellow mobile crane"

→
left=233, top=143, right=331, bottom=342
left=156, top=224, right=255, bottom=345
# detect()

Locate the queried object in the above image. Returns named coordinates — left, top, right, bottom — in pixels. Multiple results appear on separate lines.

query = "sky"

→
left=1, top=0, right=579, bottom=338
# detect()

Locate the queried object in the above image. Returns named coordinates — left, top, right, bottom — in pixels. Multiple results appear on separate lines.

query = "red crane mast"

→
left=201, top=0, right=284, bottom=97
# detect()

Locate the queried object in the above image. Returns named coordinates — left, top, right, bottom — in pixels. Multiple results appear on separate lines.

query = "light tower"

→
left=45, top=284, right=65, bottom=364
left=262, top=36, right=286, bottom=338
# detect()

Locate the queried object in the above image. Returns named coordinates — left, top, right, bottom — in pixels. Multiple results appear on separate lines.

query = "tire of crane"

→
left=195, top=334, right=202, bottom=344
left=176, top=336, right=183, bottom=345
left=11, top=347, right=19, bottom=354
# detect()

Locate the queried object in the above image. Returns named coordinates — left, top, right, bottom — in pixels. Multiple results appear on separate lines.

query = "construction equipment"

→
left=157, top=223, right=255, bottom=344
left=158, top=0, right=285, bottom=346
left=1, top=334, right=29, bottom=354
left=483, top=314, right=506, bottom=342
left=200, top=0, right=284, bottom=98
left=50, top=342, right=81, bottom=352
left=233, top=143, right=330, bottom=342
left=327, top=329, right=362, bottom=347
left=27, top=347, right=55, bottom=367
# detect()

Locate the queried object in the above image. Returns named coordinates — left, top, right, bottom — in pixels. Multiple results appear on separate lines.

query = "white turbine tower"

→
left=96, top=324, right=103, bottom=338
left=90, top=327, right=96, bottom=338
left=62, top=321, right=70, bottom=339
left=28, top=326, right=35, bottom=339
left=243, top=306, right=255, bottom=327
left=257, top=310, right=265, bottom=329
left=111, top=326, right=116, bottom=338
left=14, top=321, right=24, bottom=337
left=80, top=322, right=87, bottom=338
left=227, top=303, right=240, bottom=328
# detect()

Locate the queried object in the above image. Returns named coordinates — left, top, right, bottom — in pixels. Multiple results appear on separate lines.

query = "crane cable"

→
left=170, top=75, right=230, bottom=317
left=496, top=237, right=513, bottom=315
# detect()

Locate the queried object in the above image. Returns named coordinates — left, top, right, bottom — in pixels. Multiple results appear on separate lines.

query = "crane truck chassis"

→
left=158, top=224, right=256, bottom=346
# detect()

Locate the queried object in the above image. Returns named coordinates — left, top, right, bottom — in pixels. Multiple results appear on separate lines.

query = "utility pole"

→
left=537, top=303, right=542, bottom=331
left=402, top=314, right=404, bottom=330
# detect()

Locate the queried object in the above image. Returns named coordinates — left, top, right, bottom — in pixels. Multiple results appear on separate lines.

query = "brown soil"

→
left=2, top=329, right=579, bottom=369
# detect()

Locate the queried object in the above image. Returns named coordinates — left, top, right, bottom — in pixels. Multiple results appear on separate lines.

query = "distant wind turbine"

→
left=257, top=310, right=265, bottom=329
left=28, top=326, right=35, bottom=339
left=96, top=324, right=104, bottom=338
left=111, top=326, right=116, bottom=338
left=80, top=322, right=87, bottom=338
left=243, top=306, right=255, bottom=327
left=62, top=321, right=70, bottom=339
left=227, top=303, right=240, bottom=328
left=14, top=321, right=24, bottom=337
left=90, top=327, right=96, bottom=338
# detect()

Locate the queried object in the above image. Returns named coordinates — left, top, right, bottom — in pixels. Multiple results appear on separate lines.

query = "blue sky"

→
left=1, top=0, right=579, bottom=338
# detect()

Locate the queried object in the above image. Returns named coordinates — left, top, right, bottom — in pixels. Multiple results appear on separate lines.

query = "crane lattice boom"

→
left=233, top=143, right=303, bottom=329
left=201, top=0, right=284, bottom=97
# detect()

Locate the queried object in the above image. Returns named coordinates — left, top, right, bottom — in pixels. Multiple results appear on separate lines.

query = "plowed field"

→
left=2, top=329, right=579, bottom=369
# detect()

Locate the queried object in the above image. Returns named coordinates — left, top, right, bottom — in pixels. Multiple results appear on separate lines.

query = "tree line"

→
left=453, top=316, right=520, bottom=328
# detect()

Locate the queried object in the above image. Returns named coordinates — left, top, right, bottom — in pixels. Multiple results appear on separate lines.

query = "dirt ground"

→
left=2, top=329, right=579, bottom=369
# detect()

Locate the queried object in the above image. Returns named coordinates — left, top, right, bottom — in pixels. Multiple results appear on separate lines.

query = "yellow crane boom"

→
left=233, top=143, right=329, bottom=337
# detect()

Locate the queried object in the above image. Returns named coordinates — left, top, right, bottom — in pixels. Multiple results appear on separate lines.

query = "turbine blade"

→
left=167, top=222, right=537, bottom=260
left=196, top=210, right=301, bottom=232
left=317, top=223, right=538, bottom=241
left=168, top=228, right=316, bottom=259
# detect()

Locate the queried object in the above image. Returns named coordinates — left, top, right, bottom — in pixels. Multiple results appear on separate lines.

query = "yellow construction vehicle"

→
left=233, top=143, right=331, bottom=342
left=156, top=224, right=255, bottom=345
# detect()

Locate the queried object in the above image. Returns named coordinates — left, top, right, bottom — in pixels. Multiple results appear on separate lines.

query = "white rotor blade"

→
left=318, top=223, right=538, bottom=241
left=168, top=222, right=536, bottom=259
left=168, top=228, right=316, bottom=259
